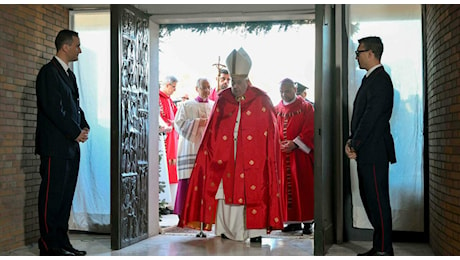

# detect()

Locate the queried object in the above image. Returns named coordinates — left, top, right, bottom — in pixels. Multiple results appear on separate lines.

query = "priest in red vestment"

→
left=178, top=48, right=284, bottom=243
left=275, top=78, right=315, bottom=235
left=159, top=75, right=179, bottom=210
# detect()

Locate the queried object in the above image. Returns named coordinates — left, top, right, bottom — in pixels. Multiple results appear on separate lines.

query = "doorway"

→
left=343, top=4, right=425, bottom=242
left=69, top=3, right=331, bottom=254
left=157, top=22, right=316, bottom=234
left=69, top=10, right=111, bottom=234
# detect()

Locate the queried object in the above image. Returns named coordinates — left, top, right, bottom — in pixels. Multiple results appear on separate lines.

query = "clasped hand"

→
left=280, top=140, right=297, bottom=153
left=75, top=127, right=90, bottom=143
left=345, top=139, right=357, bottom=159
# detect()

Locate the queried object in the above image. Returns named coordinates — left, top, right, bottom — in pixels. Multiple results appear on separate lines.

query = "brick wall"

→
left=0, top=4, right=69, bottom=252
left=425, top=4, right=460, bottom=256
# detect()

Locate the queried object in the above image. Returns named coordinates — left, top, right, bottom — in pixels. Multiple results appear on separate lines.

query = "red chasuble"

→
left=159, top=90, right=179, bottom=184
left=275, top=96, right=315, bottom=222
left=178, top=86, right=284, bottom=232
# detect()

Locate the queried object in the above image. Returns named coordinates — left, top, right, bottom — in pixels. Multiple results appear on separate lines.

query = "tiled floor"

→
left=4, top=214, right=434, bottom=256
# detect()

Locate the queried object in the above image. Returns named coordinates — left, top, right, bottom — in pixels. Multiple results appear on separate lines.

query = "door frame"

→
left=313, top=4, right=343, bottom=256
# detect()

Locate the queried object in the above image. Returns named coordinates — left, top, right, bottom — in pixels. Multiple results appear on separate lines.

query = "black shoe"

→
left=221, top=234, right=229, bottom=239
left=303, top=223, right=313, bottom=235
left=63, top=246, right=87, bottom=256
left=282, top=223, right=302, bottom=232
left=375, top=251, right=394, bottom=256
left=250, top=236, right=262, bottom=243
left=40, top=247, right=76, bottom=256
left=358, top=248, right=394, bottom=256
left=357, top=248, right=376, bottom=256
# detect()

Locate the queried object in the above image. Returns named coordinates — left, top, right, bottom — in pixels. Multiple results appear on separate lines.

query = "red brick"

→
left=0, top=4, right=68, bottom=252
left=426, top=4, right=460, bottom=256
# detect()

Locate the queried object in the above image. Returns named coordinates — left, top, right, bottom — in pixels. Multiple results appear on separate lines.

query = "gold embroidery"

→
left=235, top=95, right=245, bottom=102
left=277, top=108, right=304, bottom=118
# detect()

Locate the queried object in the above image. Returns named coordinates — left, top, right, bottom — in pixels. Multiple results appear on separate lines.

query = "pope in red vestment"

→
left=275, top=78, right=315, bottom=235
left=178, top=48, right=284, bottom=241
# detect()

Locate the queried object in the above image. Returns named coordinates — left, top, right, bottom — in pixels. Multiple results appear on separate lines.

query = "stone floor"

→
left=2, top=214, right=435, bottom=256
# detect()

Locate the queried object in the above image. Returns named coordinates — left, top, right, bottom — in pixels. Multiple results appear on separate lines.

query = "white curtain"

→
left=69, top=12, right=111, bottom=233
left=347, top=5, right=424, bottom=232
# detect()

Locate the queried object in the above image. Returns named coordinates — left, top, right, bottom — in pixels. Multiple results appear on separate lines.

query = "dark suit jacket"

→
left=35, top=57, right=90, bottom=159
left=349, top=66, right=396, bottom=164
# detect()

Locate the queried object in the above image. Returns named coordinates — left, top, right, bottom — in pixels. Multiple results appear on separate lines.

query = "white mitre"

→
left=225, top=47, right=252, bottom=77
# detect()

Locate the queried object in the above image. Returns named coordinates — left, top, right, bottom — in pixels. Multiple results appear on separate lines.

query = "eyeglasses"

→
left=355, top=49, right=370, bottom=57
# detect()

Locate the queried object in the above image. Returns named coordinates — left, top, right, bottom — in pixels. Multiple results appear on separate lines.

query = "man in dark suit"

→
left=345, top=36, right=397, bottom=256
left=35, top=29, right=90, bottom=256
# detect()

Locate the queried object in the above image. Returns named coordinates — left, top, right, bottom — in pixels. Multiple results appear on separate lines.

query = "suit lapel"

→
left=364, top=66, right=384, bottom=87
left=355, top=66, right=385, bottom=101
left=354, top=75, right=367, bottom=105
left=51, top=58, right=77, bottom=94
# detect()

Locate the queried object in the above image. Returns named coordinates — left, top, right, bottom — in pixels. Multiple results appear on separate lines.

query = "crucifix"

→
left=212, top=56, right=227, bottom=92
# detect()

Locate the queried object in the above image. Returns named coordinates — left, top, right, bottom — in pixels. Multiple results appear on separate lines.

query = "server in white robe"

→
left=173, top=78, right=214, bottom=218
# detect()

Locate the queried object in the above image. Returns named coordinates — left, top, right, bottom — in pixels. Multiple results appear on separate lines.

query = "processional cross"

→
left=212, top=56, right=227, bottom=92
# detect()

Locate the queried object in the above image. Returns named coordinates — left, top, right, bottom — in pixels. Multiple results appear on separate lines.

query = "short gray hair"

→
left=196, top=78, right=209, bottom=88
left=163, top=75, right=178, bottom=86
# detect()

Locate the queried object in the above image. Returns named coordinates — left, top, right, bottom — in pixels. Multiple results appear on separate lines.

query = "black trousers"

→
left=357, top=161, right=393, bottom=253
left=38, top=154, right=80, bottom=250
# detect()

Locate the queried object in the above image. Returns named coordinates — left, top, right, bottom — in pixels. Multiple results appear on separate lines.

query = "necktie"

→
left=67, top=68, right=75, bottom=81
left=67, top=69, right=78, bottom=88
left=67, top=69, right=79, bottom=97
left=361, top=75, right=368, bottom=86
